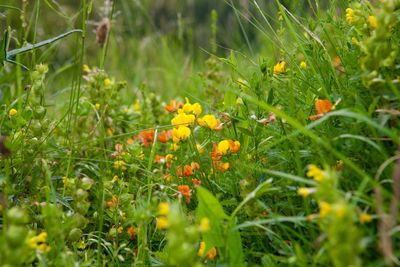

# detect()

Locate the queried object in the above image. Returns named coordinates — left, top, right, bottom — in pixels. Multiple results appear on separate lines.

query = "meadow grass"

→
left=0, top=0, right=399, bottom=266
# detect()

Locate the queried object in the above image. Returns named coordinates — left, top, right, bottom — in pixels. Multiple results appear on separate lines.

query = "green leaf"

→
left=6, top=29, right=82, bottom=60
left=0, top=29, right=9, bottom=65
left=227, top=219, right=245, bottom=267
left=196, top=187, right=228, bottom=248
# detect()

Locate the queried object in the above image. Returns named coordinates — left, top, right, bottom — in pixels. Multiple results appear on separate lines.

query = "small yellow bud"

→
left=200, top=217, right=210, bottom=232
left=359, top=212, right=373, bottom=224
left=83, top=64, right=90, bottom=73
left=95, top=103, right=101, bottom=111
left=8, top=108, right=17, bottom=116
left=300, top=61, right=307, bottom=69
left=158, top=202, right=169, bottom=216
left=318, top=201, right=332, bottom=218
left=198, top=241, right=206, bottom=256
left=368, top=15, right=377, bottom=29
left=104, top=78, right=112, bottom=86
left=156, top=217, right=169, bottom=230
left=297, top=187, right=311, bottom=198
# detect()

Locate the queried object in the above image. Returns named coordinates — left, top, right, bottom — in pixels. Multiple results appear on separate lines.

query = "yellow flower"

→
left=345, top=8, right=354, bottom=25
left=133, top=100, right=141, bottom=111
left=112, top=175, right=119, bottom=183
left=182, top=98, right=202, bottom=115
left=165, top=154, right=175, bottom=162
left=104, top=78, right=112, bottom=86
left=297, top=187, right=311, bottom=198
left=200, top=217, right=210, bottom=232
left=159, top=202, right=169, bottom=216
left=300, top=61, right=307, bottom=69
left=172, top=126, right=191, bottom=143
left=306, top=164, right=325, bottom=182
left=196, top=144, right=205, bottom=154
left=156, top=217, right=169, bottom=230
left=37, top=232, right=47, bottom=243
left=95, top=103, right=101, bottom=111
left=197, top=114, right=221, bottom=130
left=359, top=212, right=373, bottom=224
left=171, top=112, right=195, bottom=127
left=217, top=140, right=231, bottom=155
left=113, top=160, right=127, bottom=171
left=192, top=103, right=202, bottom=116
left=198, top=241, right=206, bottom=256
left=83, top=64, right=90, bottom=73
left=37, top=243, right=51, bottom=253
left=107, top=128, right=114, bottom=137
left=368, top=15, right=377, bottom=29
left=78, top=240, right=86, bottom=249
left=8, top=108, right=17, bottom=116
left=183, top=97, right=193, bottom=114
left=27, top=237, right=38, bottom=249
left=318, top=201, right=331, bottom=218
left=273, top=61, right=286, bottom=75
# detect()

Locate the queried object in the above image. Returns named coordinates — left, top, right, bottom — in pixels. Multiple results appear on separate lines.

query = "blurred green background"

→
left=0, top=0, right=333, bottom=99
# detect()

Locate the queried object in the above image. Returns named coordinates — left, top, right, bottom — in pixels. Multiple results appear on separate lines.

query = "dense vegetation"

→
left=0, top=0, right=399, bottom=266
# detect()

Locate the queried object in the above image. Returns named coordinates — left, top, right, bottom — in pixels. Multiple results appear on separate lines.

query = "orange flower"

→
left=309, top=99, right=334, bottom=121
left=214, top=161, right=230, bottom=173
left=178, top=185, right=191, bottom=203
left=177, top=165, right=193, bottom=177
left=207, top=247, right=217, bottom=260
left=190, top=162, right=200, bottom=171
left=106, top=195, right=119, bottom=208
left=165, top=100, right=183, bottom=113
left=228, top=140, right=240, bottom=153
left=211, top=144, right=222, bottom=161
left=157, top=130, right=171, bottom=144
left=192, top=178, right=201, bottom=186
left=137, top=129, right=155, bottom=147
left=127, top=226, right=137, bottom=240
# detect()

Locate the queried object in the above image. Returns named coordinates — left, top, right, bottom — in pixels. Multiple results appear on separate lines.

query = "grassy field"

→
left=0, top=0, right=399, bottom=266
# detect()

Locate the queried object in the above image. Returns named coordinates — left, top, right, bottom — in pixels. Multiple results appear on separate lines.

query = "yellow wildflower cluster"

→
left=170, top=98, right=202, bottom=144
left=306, top=164, right=325, bottom=182
left=171, top=110, right=196, bottom=127
left=172, top=126, right=191, bottom=143
left=346, top=8, right=355, bottom=25
left=368, top=15, right=377, bottom=29
left=27, top=232, right=51, bottom=253
left=273, top=61, right=286, bottom=75
left=113, top=160, right=127, bottom=171
left=182, top=97, right=202, bottom=115
left=217, top=140, right=240, bottom=155
left=156, top=202, right=170, bottom=230
left=197, top=114, right=221, bottom=130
